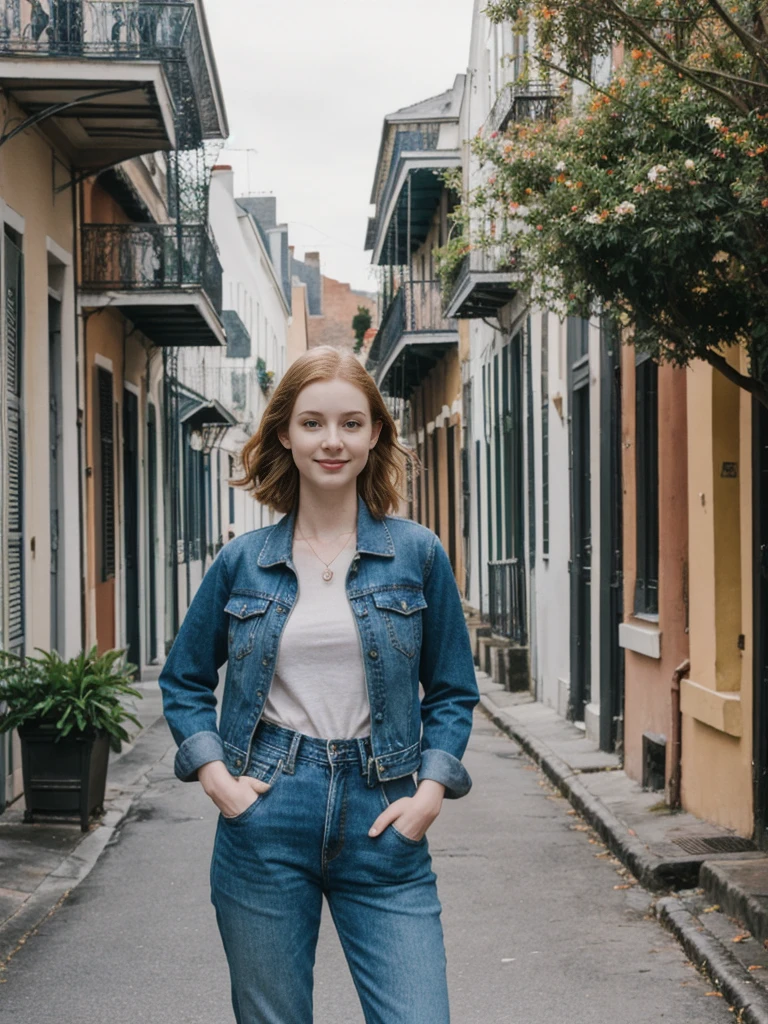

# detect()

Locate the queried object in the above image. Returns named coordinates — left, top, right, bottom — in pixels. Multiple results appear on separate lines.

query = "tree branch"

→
left=702, top=0, right=768, bottom=74
left=701, top=347, right=768, bottom=407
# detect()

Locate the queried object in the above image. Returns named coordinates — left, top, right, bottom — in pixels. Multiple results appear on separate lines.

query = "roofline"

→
left=236, top=206, right=292, bottom=319
left=195, top=0, right=230, bottom=139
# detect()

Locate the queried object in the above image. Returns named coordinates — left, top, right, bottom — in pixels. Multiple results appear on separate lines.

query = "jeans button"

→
left=368, top=649, right=378, bottom=659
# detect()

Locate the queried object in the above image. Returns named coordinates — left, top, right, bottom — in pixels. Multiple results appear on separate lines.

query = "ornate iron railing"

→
left=487, top=81, right=563, bottom=134
left=488, top=558, right=527, bottom=645
left=370, top=124, right=442, bottom=254
left=0, top=0, right=217, bottom=146
left=81, top=223, right=222, bottom=313
left=368, top=280, right=456, bottom=376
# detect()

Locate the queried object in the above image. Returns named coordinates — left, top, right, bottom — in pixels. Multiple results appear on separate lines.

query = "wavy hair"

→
left=231, top=346, right=417, bottom=519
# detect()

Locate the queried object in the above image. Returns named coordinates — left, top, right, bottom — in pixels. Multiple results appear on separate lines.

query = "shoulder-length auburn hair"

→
left=231, top=346, right=417, bottom=519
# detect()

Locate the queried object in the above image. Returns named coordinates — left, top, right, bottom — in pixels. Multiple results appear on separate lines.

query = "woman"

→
left=159, top=346, right=480, bottom=1023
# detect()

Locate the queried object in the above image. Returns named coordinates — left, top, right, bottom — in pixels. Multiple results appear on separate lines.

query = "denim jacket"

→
left=158, top=494, right=480, bottom=799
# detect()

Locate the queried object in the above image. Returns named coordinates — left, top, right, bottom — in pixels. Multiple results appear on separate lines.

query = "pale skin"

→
left=199, top=376, right=445, bottom=840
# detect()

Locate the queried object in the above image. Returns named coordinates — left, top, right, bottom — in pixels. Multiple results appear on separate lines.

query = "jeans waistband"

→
left=253, top=719, right=374, bottom=778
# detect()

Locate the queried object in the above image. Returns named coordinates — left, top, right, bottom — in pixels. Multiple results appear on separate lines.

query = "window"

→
left=635, top=355, right=659, bottom=615
left=541, top=316, right=550, bottom=556
left=97, top=367, right=115, bottom=580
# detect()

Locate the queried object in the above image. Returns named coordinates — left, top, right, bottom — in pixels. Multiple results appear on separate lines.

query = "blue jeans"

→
left=209, top=720, right=450, bottom=1024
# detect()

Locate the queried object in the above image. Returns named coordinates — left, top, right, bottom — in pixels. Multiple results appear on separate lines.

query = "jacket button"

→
left=241, top=604, right=248, bottom=615
left=379, top=764, right=388, bottom=773
left=368, top=649, right=378, bottom=659
left=235, top=758, right=243, bottom=768
left=262, top=657, right=270, bottom=666
left=400, top=600, right=408, bottom=610
left=257, top=690, right=263, bottom=698
left=374, top=712, right=383, bottom=722
left=277, top=606, right=286, bottom=614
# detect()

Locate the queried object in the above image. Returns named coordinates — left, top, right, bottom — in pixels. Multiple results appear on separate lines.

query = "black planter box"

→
left=18, top=721, right=110, bottom=831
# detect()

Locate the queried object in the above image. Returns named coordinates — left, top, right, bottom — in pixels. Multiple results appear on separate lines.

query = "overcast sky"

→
left=205, top=0, right=474, bottom=294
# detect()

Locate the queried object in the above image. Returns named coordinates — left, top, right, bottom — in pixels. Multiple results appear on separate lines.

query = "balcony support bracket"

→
left=0, top=84, right=139, bottom=152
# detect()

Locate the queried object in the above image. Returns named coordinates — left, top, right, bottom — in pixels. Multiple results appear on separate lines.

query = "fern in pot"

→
left=0, top=646, right=142, bottom=830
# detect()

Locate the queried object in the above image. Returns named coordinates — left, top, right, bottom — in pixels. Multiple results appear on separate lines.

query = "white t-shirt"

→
left=262, top=533, right=371, bottom=740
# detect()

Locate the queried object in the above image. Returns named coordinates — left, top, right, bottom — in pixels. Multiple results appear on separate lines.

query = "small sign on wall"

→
left=721, top=462, right=738, bottom=478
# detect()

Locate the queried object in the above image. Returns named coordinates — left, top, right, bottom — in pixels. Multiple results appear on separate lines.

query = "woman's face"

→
left=278, top=378, right=382, bottom=495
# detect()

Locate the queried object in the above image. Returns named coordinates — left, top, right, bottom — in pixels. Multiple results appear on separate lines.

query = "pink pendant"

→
left=322, top=569, right=333, bottom=582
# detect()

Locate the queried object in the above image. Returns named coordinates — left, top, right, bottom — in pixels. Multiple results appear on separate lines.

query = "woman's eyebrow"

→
left=296, top=409, right=368, bottom=417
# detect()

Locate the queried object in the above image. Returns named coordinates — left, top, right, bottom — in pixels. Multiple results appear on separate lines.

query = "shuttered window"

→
left=97, top=367, right=115, bottom=581
left=635, top=355, right=659, bottom=614
left=541, top=316, right=550, bottom=557
left=5, top=231, right=24, bottom=653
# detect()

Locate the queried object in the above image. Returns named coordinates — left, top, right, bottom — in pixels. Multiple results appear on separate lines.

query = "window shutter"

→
left=5, top=233, right=24, bottom=655
left=97, top=367, right=115, bottom=580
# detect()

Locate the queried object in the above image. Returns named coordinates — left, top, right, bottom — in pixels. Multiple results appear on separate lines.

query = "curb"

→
left=478, top=695, right=694, bottom=891
left=656, top=896, right=768, bottom=1024
left=0, top=718, right=173, bottom=967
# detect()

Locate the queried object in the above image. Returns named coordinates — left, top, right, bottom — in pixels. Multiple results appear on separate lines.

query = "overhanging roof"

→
left=180, top=398, right=237, bottom=430
left=79, top=289, right=226, bottom=347
left=0, top=59, right=177, bottom=169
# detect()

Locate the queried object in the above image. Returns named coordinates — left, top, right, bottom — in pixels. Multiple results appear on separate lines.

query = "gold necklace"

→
left=295, top=526, right=355, bottom=582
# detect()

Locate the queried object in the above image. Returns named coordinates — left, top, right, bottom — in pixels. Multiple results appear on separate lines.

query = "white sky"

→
left=205, top=0, right=474, bottom=294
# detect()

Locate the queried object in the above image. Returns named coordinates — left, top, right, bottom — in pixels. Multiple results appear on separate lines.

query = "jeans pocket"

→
left=220, top=757, right=284, bottom=825
left=378, top=773, right=427, bottom=846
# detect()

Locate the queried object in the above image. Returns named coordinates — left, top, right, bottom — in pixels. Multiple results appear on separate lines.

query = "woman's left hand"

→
left=368, top=779, right=445, bottom=842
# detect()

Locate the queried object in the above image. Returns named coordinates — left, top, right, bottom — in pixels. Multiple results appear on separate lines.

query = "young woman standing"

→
left=159, top=346, right=480, bottom=1023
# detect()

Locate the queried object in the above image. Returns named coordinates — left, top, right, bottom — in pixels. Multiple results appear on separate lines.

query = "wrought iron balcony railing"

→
left=81, top=223, right=222, bottom=314
left=488, top=558, right=527, bottom=645
left=368, top=279, right=457, bottom=377
left=0, top=0, right=217, bottom=146
left=487, top=81, right=564, bottom=135
left=443, top=246, right=522, bottom=319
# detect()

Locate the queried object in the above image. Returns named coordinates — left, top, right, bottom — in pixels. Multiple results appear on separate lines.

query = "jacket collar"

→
left=257, top=493, right=395, bottom=567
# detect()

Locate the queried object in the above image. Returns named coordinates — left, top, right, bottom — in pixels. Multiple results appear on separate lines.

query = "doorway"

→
left=568, top=317, right=592, bottom=722
left=48, top=296, right=63, bottom=652
left=123, top=388, right=140, bottom=669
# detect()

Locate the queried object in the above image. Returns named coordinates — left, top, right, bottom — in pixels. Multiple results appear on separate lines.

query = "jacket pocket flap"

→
left=372, top=589, right=428, bottom=615
left=224, top=595, right=271, bottom=620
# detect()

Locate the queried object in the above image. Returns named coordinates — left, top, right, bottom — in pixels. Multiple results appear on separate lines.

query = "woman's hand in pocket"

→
left=198, top=760, right=272, bottom=818
left=368, top=779, right=445, bottom=841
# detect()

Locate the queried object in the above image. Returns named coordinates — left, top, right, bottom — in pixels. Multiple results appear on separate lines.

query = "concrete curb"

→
left=0, top=719, right=173, bottom=967
left=656, top=896, right=768, bottom=1024
left=478, top=695, right=696, bottom=891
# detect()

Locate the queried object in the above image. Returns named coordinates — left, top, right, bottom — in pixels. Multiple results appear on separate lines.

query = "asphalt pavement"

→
left=0, top=710, right=735, bottom=1023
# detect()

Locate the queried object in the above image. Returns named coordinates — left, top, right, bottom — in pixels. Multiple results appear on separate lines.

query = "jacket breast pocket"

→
left=372, top=588, right=428, bottom=659
left=224, top=595, right=272, bottom=660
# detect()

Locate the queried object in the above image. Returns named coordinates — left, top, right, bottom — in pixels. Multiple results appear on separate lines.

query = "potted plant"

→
left=0, top=646, right=142, bottom=831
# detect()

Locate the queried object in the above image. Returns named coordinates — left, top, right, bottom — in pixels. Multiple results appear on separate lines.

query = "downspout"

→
left=669, top=658, right=690, bottom=809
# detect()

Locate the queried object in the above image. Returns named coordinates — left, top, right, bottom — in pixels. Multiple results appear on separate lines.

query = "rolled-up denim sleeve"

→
left=158, top=547, right=231, bottom=782
left=417, top=534, right=480, bottom=799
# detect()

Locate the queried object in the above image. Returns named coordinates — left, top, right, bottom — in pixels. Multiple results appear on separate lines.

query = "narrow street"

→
left=0, top=707, right=732, bottom=1024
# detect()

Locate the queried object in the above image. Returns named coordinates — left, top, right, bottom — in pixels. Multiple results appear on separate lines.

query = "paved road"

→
left=0, top=710, right=732, bottom=1023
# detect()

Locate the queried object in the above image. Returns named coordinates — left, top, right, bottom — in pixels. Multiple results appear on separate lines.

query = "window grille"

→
left=97, top=367, right=115, bottom=580
left=635, top=356, right=659, bottom=614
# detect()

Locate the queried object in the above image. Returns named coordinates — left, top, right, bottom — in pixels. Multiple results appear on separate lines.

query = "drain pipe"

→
left=669, top=658, right=690, bottom=810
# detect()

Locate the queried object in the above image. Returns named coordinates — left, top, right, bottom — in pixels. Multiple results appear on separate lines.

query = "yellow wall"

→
left=680, top=353, right=753, bottom=835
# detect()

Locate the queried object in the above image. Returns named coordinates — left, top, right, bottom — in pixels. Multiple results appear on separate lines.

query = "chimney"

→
left=305, top=251, right=320, bottom=270
left=212, top=165, right=234, bottom=197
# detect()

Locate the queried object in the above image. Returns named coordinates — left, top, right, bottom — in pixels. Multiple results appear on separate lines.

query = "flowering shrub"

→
left=449, top=0, right=768, bottom=402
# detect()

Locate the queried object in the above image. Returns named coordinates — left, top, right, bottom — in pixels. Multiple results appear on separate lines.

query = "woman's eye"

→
left=302, top=420, right=319, bottom=428
left=345, top=420, right=361, bottom=429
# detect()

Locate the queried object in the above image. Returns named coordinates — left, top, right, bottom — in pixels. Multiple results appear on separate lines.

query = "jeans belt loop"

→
left=366, top=754, right=378, bottom=788
left=283, top=731, right=302, bottom=775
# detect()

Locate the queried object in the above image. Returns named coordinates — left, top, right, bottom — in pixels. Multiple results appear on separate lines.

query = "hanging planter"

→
left=256, top=357, right=275, bottom=395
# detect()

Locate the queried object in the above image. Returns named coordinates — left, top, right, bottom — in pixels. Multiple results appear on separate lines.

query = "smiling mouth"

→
left=315, top=459, right=349, bottom=466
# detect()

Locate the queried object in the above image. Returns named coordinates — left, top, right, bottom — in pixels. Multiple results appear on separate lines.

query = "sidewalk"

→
left=0, top=681, right=173, bottom=967
left=478, top=670, right=768, bottom=1024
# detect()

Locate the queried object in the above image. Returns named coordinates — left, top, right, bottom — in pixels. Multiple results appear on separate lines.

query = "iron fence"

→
left=81, top=223, right=222, bottom=314
left=488, top=558, right=527, bottom=645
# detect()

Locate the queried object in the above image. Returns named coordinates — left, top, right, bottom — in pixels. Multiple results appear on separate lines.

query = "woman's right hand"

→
left=198, top=760, right=272, bottom=818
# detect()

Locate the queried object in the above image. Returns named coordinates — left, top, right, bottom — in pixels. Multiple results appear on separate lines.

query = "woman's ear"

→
left=369, top=418, right=383, bottom=449
left=277, top=429, right=291, bottom=449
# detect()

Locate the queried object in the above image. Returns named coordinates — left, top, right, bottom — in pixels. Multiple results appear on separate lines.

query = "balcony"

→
left=80, top=222, right=225, bottom=346
left=365, top=280, right=458, bottom=397
left=0, top=0, right=226, bottom=168
left=368, top=124, right=460, bottom=266
left=444, top=249, right=522, bottom=319
left=487, top=81, right=563, bottom=135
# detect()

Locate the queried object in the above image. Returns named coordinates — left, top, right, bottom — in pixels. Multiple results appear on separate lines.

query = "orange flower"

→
left=631, top=48, right=644, bottom=60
